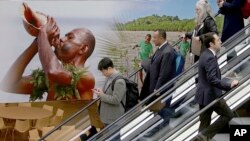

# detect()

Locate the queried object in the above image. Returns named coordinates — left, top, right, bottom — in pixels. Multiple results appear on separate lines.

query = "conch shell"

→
left=21, top=2, right=47, bottom=37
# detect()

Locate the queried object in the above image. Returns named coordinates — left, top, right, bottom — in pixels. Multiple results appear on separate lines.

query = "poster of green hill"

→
left=115, top=14, right=224, bottom=33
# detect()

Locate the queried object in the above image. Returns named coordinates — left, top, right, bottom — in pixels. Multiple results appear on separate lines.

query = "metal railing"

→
left=89, top=23, right=250, bottom=140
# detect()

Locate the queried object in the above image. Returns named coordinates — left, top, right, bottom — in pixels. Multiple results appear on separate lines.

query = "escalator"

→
left=86, top=24, right=250, bottom=141
left=39, top=23, right=250, bottom=141
left=91, top=39, right=250, bottom=141
left=86, top=25, right=250, bottom=140
left=161, top=58, right=250, bottom=141
left=37, top=67, right=144, bottom=141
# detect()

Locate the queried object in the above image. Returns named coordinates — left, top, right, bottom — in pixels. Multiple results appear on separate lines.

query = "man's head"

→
left=182, top=36, right=188, bottom=42
left=145, top=34, right=151, bottom=43
left=153, top=29, right=167, bottom=47
left=203, top=32, right=222, bottom=51
left=98, top=57, right=115, bottom=77
left=55, top=28, right=95, bottom=64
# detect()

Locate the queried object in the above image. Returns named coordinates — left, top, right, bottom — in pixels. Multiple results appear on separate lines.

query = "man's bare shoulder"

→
left=77, top=71, right=95, bottom=90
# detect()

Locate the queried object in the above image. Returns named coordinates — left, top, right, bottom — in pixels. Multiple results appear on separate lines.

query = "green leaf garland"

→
left=30, top=65, right=87, bottom=101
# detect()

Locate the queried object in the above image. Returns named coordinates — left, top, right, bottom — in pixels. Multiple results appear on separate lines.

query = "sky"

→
left=120, top=0, right=219, bottom=22
left=0, top=0, right=220, bottom=102
left=4, top=0, right=219, bottom=20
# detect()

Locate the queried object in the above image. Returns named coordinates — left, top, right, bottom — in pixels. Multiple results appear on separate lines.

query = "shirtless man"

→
left=1, top=16, right=95, bottom=101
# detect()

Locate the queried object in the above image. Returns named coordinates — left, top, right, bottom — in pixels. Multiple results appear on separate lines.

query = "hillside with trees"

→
left=115, top=14, right=224, bottom=33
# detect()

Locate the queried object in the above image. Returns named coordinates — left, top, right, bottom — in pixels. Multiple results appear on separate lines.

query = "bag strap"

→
left=193, top=23, right=204, bottom=37
left=111, top=75, right=124, bottom=90
left=121, top=101, right=126, bottom=111
left=111, top=75, right=126, bottom=110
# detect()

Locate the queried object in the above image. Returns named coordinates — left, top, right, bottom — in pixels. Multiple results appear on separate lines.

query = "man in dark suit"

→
left=217, top=0, right=245, bottom=43
left=217, top=0, right=245, bottom=61
left=194, top=32, right=239, bottom=141
left=140, top=29, right=176, bottom=102
left=140, top=29, right=176, bottom=137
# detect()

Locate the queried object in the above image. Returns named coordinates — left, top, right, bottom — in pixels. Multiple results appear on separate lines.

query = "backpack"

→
left=111, top=76, right=139, bottom=112
left=242, top=0, right=250, bottom=19
left=175, top=51, right=185, bottom=76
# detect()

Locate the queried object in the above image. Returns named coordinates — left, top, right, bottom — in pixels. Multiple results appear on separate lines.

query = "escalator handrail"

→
left=171, top=46, right=250, bottom=108
left=38, top=63, right=146, bottom=140
left=94, top=41, right=250, bottom=141
left=40, top=20, right=248, bottom=140
left=160, top=44, right=250, bottom=140
left=39, top=99, right=100, bottom=140
left=89, top=23, right=250, bottom=140
left=38, top=39, right=182, bottom=140
left=159, top=45, right=250, bottom=140
left=164, top=72, right=250, bottom=140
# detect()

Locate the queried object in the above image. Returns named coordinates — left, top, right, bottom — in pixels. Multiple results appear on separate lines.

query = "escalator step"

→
left=212, top=134, right=229, bottom=141
left=230, top=117, right=250, bottom=125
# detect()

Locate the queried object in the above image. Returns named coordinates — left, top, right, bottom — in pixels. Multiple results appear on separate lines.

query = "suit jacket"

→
left=219, top=0, right=245, bottom=42
left=195, top=49, right=231, bottom=106
left=140, top=42, right=176, bottom=100
left=99, top=73, right=126, bottom=124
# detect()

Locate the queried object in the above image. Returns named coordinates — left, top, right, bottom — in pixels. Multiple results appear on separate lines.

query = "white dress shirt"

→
left=208, top=48, right=216, bottom=56
left=158, top=40, right=168, bottom=50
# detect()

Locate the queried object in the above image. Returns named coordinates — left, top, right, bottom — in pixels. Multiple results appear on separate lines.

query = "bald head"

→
left=71, top=28, right=96, bottom=59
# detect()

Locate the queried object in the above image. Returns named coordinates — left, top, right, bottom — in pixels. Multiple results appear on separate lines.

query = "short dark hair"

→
left=202, top=32, right=216, bottom=48
left=155, top=29, right=166, bottom=39
left=146, top=34, right=151, bottom=38
left=98, top=57, right=114, bottom=70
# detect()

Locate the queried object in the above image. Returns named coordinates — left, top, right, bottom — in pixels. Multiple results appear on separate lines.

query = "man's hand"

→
left=154, top=89, right=160, bottom=96
left=193, top=36, right=200, bottom=41
left=218, top=0, right=224, bottom=8
left=40, top=16, right=60, bottom=47
left=231, top=80, right=239, bottom=88
left=92, top=88, right=104, bottom=96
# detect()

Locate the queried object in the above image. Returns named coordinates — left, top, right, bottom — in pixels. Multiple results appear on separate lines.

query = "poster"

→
left=0, top=0, right=219, bottom=102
